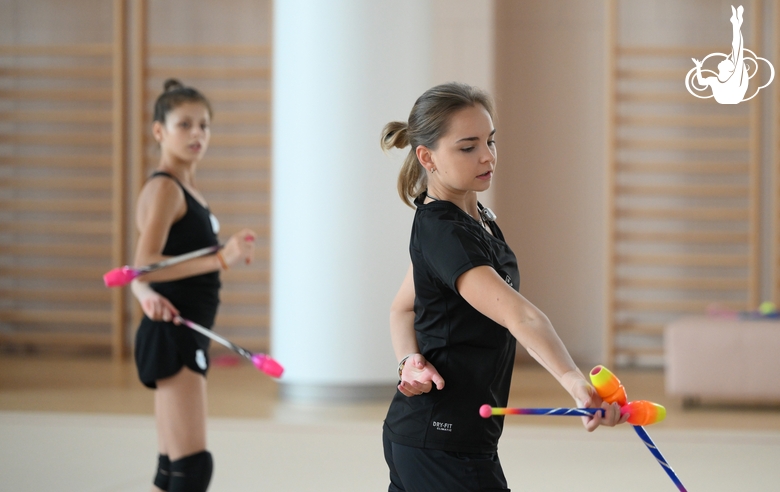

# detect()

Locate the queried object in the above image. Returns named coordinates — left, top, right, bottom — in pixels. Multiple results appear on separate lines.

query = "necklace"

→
left=425, top=191, right=496, bottom=230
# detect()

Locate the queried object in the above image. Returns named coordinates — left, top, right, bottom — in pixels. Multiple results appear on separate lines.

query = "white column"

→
left=272, top=1, right=432, bottom=401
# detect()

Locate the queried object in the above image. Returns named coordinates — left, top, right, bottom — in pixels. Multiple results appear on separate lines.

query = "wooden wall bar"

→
left=1, top=0, right=271, bottom=359
left=0, top=0, right=126, bottom=355
left=605, top=0, right=763, bottom=366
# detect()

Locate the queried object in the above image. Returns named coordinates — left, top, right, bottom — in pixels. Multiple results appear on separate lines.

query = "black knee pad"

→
left=169, top=451, right=213, bottom=492
left=154, top=454, right=171, bottom=490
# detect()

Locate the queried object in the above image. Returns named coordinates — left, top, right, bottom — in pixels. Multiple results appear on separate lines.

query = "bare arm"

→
left=456, top=265, right=625, bottom=431
left=133, top=177, right=254, bottom=283
left=390, top=263, right=419, bottom=360
left=390, top=263, right=444, bottom=396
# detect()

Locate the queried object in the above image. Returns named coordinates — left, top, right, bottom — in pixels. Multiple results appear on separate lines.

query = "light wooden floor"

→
left=3, top=353, right=780, bottom=491
left=1, top=353, right=779, bottom=431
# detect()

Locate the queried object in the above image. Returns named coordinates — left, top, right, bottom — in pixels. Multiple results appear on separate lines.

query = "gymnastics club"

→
left=175, top=316, right=284, bottom=378
left=103, top=244, right=222, bottom=287
left=103, top=235, right=255, bottom=287
left=591, top=365, right=687, bottom=492
left=479, top=400, right=665, bottom=426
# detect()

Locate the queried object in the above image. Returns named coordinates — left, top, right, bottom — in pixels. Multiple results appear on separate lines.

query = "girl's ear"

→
left=152, top=121, right=164, bottom=143
left=415, top=145, right=435, bottom=173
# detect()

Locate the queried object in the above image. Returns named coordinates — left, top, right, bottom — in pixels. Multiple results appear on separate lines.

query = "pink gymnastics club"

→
left=175, top=316, right=284, bottom=378
left=103, top=244, right=222, bottom=287
left=104, top=235, right=255, bottom=288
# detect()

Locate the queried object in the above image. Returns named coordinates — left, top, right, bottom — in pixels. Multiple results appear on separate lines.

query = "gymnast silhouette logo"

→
left=685, top=5, right=774, bottom=104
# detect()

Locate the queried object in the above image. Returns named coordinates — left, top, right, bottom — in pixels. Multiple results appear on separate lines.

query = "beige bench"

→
left=665, top=315, right=780, bottom=404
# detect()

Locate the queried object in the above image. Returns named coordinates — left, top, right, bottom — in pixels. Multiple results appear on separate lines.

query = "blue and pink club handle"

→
left=480, top=365, right=686, bottom=491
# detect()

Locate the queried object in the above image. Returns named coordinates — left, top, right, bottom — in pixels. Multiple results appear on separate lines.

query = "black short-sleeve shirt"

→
left=383, top=196, right=520, bottom=454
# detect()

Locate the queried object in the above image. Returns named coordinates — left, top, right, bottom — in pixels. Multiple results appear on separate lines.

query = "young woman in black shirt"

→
left=381, top=82, right=627, bottom=491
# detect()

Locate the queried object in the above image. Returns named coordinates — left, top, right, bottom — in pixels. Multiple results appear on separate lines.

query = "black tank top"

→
left=148, top=171, right=221, bottom=324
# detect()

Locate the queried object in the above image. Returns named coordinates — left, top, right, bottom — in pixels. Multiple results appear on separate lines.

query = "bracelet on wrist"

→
left=216, top=251, right=229, bottom=270
left=397, top=353, right=417, bottom=379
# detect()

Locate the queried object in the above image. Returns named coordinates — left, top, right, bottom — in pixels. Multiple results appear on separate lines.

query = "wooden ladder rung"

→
left=617, top=207, right=749, bottom=221
left=0, top=177, right=112, bottom=191
left=617, top=253, right=748, bottom=267
left=0, top=287, right=111, bottom=302
left=199, top=178, right=270, bottom=193
left=617, top=92, right=705, bottom=104
left=618, top=45, right=723, bottom=57
left=0, top=155, right=111, bottom=168
left=211, top=111, right=271, bottom=126
left=220, top=270, right=270, bottom=283
left=618, top=114, right=749, bottom=127
left=214, top=313, right=270, bottom=327
left=614, top=346, right=664, bottom=357
left=616, top=276, right=749, bottom=290
left=147, top=66, right=270, bottom=79
left=0, top=265, right=106, bottom=280
left=0, top=331, right=112, bottom=347
left=614, top=323, right=665, bottom=335
left=0, top=44, right=113, bottom=56
left=0, top=243, right=111, bottom=258
left=0, top=220, right=112, bottom=235
left=0, top=88, right=113, bottom=102
left=197, top=156, right=270, bottom=171
left=618, top=137, right=749, bottom=151
left=0, top=110, right=113, bottom=124
left=0, top=198, right=112, bottom=213
left=616, top=299, right=743, bottom=312
left=148, top=45, right=271, bottom=57
left=616, top=230, right=749, bottom=244
left=0, top=133, right=113, bottom=146
left=617, top=183, right=749, bottom=198
left=209, top=134, right=271, bottom=147
left=616, top=68, right=688, bottom=81
left=219, top=291, right=270, bottom=304
left=0, top=66, right=112, bottom=78
left=0, top=309, right=111, bottom=325
left=209, top=201, right=270, bottom=215
left=618, top=161, right=749, bottom=175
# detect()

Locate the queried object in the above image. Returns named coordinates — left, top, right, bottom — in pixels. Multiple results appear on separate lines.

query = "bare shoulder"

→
left=138, top=175, right=184, bottom=208
left=136, top=175, right=186, bottom=229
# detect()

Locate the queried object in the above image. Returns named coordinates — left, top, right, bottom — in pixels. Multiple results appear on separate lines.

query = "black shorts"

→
left=134, top=317, right=212, bottom=389
left=382, top=430, right=509, bottom=492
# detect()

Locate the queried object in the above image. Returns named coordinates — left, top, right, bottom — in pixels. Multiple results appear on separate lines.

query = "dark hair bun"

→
left=163, top=78, right=184, bottom=92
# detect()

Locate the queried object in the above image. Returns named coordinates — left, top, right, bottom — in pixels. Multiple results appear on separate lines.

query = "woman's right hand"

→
left=398, top=354, right=445, bottom=397
left=221, top=228, right=256, bottom=267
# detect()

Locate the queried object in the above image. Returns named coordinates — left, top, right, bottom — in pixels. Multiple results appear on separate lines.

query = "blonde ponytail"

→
left=381, top=122, right=426, bottom=208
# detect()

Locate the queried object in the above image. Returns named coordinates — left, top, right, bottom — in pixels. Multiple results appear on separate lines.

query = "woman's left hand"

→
left=398, top=354, right=445, bottom=397
left=568, top=377, right=628, bottom=432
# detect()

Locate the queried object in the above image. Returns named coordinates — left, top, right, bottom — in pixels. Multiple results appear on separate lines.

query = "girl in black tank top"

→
left=130, top=79, right=257, bottom=492
left=147, top=170, right=221, bottom=325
